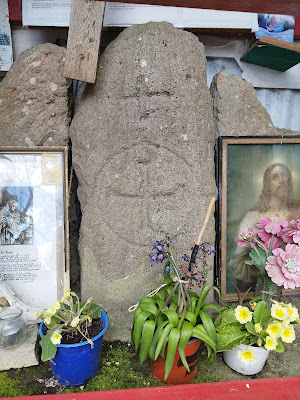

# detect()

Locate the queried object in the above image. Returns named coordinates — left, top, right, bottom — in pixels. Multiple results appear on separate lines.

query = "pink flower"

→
left=257, top=216, right=288, bottom=234
left=234, top=228, right=258, bottom=247
left=256, top=217, right=288, bottom=250
left=266, top=244, right=300, bottom=289
left=280, top=220, right=300, bottom=244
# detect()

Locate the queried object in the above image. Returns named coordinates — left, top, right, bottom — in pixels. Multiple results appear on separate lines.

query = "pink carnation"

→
left=234, top=228, right=258, bottom=247
left=280, top=219, right=300, bottom=244
left=266, top=244, right=300, bottom=289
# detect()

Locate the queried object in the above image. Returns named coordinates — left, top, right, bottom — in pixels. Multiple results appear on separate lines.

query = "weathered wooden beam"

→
left=92, top=0, right=300, bottom=16
left=64, top=0, right=105, bottom=83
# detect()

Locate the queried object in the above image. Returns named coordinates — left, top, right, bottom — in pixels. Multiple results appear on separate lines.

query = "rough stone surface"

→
left=210, top=71, right=275, bottom=137
left=71, top=22, right=216, bottom=340
left=0, top=324, right=39, bottom=371
left=0, top=44, right=72, bottom=147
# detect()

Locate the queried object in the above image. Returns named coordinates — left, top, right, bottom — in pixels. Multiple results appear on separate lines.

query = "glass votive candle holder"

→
left=0, top=307, right=26, bottom=348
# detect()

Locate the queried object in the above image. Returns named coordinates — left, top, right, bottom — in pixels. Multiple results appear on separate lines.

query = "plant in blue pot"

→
left=36, top=290, right=109, bottom=386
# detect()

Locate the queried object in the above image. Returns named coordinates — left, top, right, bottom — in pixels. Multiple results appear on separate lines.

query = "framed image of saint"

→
left=0, top=148, right=69, bottom=310
left=217, top=137, right=300, bottom=301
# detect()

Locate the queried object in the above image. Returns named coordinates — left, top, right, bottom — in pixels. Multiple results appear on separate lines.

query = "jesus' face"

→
left=269, top=165, right=289, bottom=199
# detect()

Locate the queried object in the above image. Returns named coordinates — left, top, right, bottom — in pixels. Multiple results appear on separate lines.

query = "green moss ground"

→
left=0, top=338, right=299, bottom=398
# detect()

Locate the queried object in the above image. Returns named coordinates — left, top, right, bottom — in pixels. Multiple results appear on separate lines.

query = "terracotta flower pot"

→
left=223, top=344, right=269, bottom=375
left=150, top=338, right=201, bottom=385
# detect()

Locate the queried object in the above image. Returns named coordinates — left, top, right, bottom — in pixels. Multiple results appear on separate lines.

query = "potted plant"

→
left=36, top=290, right=109, bottom=386
left=215, top=287, right=299, bottom=375
left=130, top=227, right=220, bottom=385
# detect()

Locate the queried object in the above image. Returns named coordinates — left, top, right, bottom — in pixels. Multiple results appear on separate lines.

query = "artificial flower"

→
left=270, top=302, right=290, bottom=321
left=234, top=228, right=258, bottom=247
left=264, top=336, right=278, bottom=351
left=280, top=325, right=296, bottom=343
left=235, top=305, right=253, bottom=324
left=50, top=330, right=62, bottom=345
left=257, top=216, right=289, bottom=235
left=266, top=322, right=282, bottom=338
left=266, top=245, right=300, bottom=289
left=237, top=347, right=257, bottom=365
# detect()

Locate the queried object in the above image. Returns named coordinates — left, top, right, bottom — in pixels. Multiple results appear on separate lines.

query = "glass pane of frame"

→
left=0, top=148, right=69, bottom=309
left=218, top=137, right=300, bottom=301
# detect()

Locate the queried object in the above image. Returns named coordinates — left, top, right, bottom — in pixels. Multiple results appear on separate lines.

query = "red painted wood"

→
left=2, top=376, right=300, bottom=400
left=8, top=0, right=22, bottom=22
left=93, top=0, right=299, bottom=16
left=295, top=16, right=300, bottom=38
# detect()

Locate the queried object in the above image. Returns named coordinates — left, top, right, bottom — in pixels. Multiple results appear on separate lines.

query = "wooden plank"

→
left=8, top=0, right=22, bottom=22
left=92, top=0, right=300, bottom=16
left=4, top=376, right=300, bottom=400
left=64, top=0, right=105, bottom=83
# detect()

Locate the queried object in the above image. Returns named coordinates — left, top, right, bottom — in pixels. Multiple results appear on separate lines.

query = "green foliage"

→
left=0, top=372, right=31, bottom=397
left=245, top=247, right=268, bottom=274
left=253, top=301, right=271, bottom=325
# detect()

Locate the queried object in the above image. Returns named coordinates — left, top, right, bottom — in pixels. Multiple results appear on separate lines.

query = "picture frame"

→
left=217, top=137, right=300, bottom=301
left=0, top=148, right=69, bottom=310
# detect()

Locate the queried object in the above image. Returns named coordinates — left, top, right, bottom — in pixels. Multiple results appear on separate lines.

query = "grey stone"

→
left=0, top=44, right=72, bottom=147
left=71, top=22, right=216, bottom=340
left=0, top=324, right=39, bottom=371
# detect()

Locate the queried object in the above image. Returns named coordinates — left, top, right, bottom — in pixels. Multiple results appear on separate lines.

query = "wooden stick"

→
left=195, top=196, right=216, bottom=245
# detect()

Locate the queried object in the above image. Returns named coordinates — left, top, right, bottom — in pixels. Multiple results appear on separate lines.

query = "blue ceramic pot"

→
left=39, top=310, right=109, bottom=386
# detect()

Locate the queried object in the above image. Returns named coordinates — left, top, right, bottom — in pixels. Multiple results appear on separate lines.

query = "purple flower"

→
left=182, top=254, right=189, bottom=262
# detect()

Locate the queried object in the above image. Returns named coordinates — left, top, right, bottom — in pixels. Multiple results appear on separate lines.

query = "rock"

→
left=0, top=324, right=39, bottom=371
left=71, top=22, right=216, bottom=340
left=0, top=44, right=72, bottom=147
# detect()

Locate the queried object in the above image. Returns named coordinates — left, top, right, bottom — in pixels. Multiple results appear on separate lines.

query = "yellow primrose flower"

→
left=44, top=315, right=52, bottom=325
left=255, top=323, right=262, bottom=333
left=271, top=302, right=289, bottom=321
left=33, top=311, right=40, bottom=318
left=250, top=302, right=257, bottom=310
left=235, top=306, right=253, bottom=324
left=61, top=289, right=71, bottom=302
left=52, top=301, right=61, bottom=312
left=87, top=316, right=92, bottom=323
left=264, top=336, right=278, bottom=351
left=257, top=338, right=262, bottom=347
left=51, top=330, right=62, bottom=345
left=71, top=316, right=80, bottom=327
left=237, top=347, right=257, bottom=365
left=281, top=325, right=296, bottom=343
left=266, top=322, right=282, bottom=338
left=285, top=304, right=299, bottom=323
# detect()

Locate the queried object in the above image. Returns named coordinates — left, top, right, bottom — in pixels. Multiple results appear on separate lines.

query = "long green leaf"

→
left=178, top=321, right=193, bottom=371
left=154, top=323, right=174, bottom=361
left=133, top=310, right=151, bottom=350
left=149, top=320, right=168, bottom=361
left=162, top=310, right=179, bottom=327
left=40, top=328, right=59, bottom=362
left=192, top=326, right=216, bottom=351
left=199, top=310, right=217, bottom=343
left=165, top=328, right=181, bottom=380
left=139, top=320, right=156, bottom=364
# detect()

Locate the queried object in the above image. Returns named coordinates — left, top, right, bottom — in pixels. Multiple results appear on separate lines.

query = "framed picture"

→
left=0, top=148, right=69, bottom=310
left=217, top=137, right=300, bottom=301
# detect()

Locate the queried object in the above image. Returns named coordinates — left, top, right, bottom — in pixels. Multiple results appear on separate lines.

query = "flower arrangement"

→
left=35, top=290, right=103, bottom=361
left=215, top=292, right=299, bottom=365
left=235, top=216, right=300, bottom=306
left=130, top=232, right=220, bottom=381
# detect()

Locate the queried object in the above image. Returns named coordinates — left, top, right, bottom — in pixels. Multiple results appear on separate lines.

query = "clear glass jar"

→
left=0, top=307, right=26, bottom=348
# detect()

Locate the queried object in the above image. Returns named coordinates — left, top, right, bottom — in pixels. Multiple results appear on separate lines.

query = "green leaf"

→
left=274, top=340, right=285, bottom=353
left=40, top=328, right=59, bottom=362
left=214, top=308, right=241, bottom=334
left=139, top=320, right=156, bottom=364
left=192, top=325, right=216, bottom=351
left=162, top=310, right=179, bottom=327
left=86, top=303, right=102, bottom=319
left=199, top=310, right=217, bottom=343
left=246, top=247, right=268, bottom=273
left=253, top=301, right=271, bottom=326
left=245, top=322, right=256, bottom=335
left=133, top=311, right=152, bottom=350
left=216, top=331, right=247, bottom=352
left=178, top=321, right=193, bottom=371
left=168, top=302, right=178, bottom=311
left=202, top=304, right=221, bottom=314
left=154, top=323, right=174, bottom=361
left=139, top=301, right=158, bottom=316
left=164, top=328, right=181, bottom=380
left=148, top=321, right=168, bottom=361
left=187, top=296, right=198, bottom=313
left=178, top=311, right=197, bottom=326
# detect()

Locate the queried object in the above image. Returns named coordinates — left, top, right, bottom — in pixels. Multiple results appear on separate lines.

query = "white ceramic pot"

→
left=223, top=344, right=269, bottom=375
